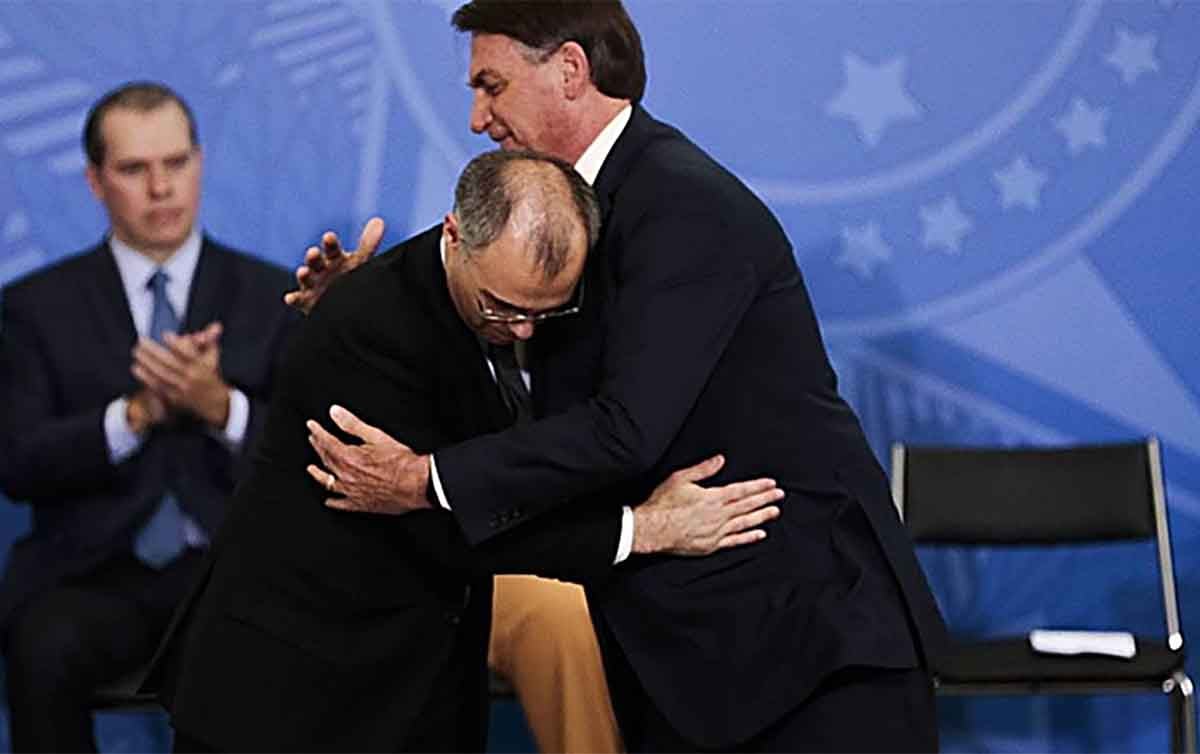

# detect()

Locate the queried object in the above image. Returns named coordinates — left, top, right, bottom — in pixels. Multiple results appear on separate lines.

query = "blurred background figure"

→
left=0, top=82, right=294, bottom=752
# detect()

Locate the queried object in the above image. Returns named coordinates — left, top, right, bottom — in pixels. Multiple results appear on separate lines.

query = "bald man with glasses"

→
left=153, top=149, right=781, bottom=752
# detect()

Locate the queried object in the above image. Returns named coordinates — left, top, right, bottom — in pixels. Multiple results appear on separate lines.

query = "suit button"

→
left=444, top=611, right=461, bottom=625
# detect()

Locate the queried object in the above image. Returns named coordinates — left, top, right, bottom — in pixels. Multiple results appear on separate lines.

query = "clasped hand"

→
left=130, top=322, right=230, bottom=431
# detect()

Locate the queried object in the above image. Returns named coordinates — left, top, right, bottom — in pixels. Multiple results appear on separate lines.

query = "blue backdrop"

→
left=1, top=1, right=1198, bottom=751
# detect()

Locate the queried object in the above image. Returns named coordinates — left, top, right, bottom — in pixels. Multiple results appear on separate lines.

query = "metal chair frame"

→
left=891, top=437, right=1196, bottom=753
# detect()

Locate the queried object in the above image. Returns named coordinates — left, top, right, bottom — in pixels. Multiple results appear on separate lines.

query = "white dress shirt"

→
left=103, top=231, right=249, bottom=463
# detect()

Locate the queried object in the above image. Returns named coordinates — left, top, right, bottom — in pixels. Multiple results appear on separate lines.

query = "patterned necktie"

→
left=132, top=268, right=189, bottom=569
left=487, top=342, right=532, bottom=425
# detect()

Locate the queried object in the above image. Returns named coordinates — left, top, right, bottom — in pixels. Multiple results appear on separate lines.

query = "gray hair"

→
left=453, top=149, right=600, bottom=280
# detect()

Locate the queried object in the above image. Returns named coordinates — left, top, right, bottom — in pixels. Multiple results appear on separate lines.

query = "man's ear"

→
left=559, top=41, right=592, bottom=100
left=84, top=163, right=103, bottom=202
left=443, top=212, right=462, bottom=255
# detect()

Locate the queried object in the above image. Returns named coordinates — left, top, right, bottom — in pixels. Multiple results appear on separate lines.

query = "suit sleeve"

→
left=0, top=287, right=119, bottom=502
left=436, top=206, right=761, bottom=545
left=300, top=260, right=621, bottom=585
left=395, top=501, right=621, bottom=585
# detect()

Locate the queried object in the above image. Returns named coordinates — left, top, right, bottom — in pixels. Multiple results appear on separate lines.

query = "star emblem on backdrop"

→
left=837, top=221, right=893, bottom=279
left=993, top=155, right=1049, bottom=211
left=920, top=195, right=974, bottom=256
left=826, top=52, right=923, bottom=148
left=1053, top=97, right=1109, bottom=155
left=1104, top=27, right=1159, bottom=85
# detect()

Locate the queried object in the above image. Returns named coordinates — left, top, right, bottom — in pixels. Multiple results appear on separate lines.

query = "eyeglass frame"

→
left=476, top=274, right=586, bottom=325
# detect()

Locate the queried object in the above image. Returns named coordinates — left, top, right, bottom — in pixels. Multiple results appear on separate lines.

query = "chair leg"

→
left=1167, top=672, right=1197, bottom=754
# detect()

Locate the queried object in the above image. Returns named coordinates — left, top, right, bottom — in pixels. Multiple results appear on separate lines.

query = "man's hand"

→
left=632, top=454, right=783, bottom=556
left=307, top=404, right=433, bottom=514
left=131, top=322, right=231, bottom=429
left=283, top=217, right=385, bottom=314
left=126, top=387, right=168, bottom=434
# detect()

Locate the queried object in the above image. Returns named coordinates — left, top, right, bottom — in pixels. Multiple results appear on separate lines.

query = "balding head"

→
left=443, top=149, right=600, bottom=345
left=453, top=149, right=599, bottom=280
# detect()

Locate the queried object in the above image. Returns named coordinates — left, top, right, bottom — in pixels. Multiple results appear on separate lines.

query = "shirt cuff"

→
left=212, top=388, right=249, bottom=450
left=104, top=396, right=144, bottom=464
left=429, top=453, right=452, bottom=511
left=429, top=454, right=631, bottom=560
left=614, top=506, right=634, bottom=564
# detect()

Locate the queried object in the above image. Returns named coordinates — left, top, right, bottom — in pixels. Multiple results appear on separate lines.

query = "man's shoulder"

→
left=201, top=237, right=291, bottom=288
left=374, top=224, right=442, bottom=272
left=1, top=243, right=105, bottom=307
left=611, top=110, right=747, bottom=201
left=606, top=111, right=791, bottom=257
left=313, top=226, right=440, bottom=323
left=355, top=224, right=442, bottom=302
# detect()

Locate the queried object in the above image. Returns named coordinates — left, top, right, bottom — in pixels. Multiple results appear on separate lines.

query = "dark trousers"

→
left=3, top=549, right=204, bottom=753
left=171, top=729, right=218, bottom=753
left=607, top=642, right=938, bottom=753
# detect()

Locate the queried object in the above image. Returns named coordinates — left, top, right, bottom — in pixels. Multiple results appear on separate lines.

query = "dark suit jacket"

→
left=155, top=228, right=622, bottom=752
left=433, top=107, right=950, bottom=746
left=0, top=237, right=294, bottom=629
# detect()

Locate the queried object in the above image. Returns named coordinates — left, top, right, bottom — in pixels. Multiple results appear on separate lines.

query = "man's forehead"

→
left=469, top=33, right=529, bottom=75
left=102, top=105, right=189, bottom=145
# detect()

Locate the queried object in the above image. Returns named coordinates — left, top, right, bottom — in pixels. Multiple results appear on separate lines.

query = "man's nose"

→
left=508, top=321, right=535, bottom=340
left=147, top=166, right=172, bottom=197
left=469, top=94, right=490, bottom=134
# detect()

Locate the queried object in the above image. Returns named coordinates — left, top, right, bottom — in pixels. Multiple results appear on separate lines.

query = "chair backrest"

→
left=891, top=437, right=1182, bottom=647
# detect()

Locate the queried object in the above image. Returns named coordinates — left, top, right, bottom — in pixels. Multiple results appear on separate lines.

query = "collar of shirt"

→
left=573, top=104, right=632, bottom=186
left=109, top=230, right=203, bottom=337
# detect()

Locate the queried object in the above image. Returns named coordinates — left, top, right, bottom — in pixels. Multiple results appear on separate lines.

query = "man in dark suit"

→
left=299, top=2, right=950, bottom=751
left=158, top=149, right=782, bottom=752
left=0, top=82, right=295, bottom=752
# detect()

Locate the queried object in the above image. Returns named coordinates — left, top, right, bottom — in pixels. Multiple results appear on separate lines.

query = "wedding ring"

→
left=325, top=474, right=336, bottom=493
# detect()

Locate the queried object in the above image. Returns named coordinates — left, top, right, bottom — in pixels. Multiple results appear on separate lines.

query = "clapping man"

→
left=0, top=82, right=294, bottom=752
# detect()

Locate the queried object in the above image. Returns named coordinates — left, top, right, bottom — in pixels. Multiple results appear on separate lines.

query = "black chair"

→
left=891, top=437, right=1196, bottom=753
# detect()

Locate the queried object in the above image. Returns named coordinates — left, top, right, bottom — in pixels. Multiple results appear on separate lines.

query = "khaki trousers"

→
left=489, top=575, right=623, bottom=753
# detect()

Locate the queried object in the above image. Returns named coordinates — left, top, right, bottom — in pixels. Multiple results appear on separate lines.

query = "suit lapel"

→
left=592, top=105, right=659, bottom=219
left=184, top=238, right=233, bottom=333
left=85, top=242, right=138, bottom=351
left=528, top=110, right=661, bottom=413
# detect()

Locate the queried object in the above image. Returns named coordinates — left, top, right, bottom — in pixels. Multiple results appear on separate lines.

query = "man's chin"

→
left=130, top=227, right=193, bottom=255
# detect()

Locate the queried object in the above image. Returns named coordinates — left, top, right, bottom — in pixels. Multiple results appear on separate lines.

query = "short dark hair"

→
left=452, top=0, right=646, bottom=104
left=454, top=149, right=600, bottom=281
left=83, top=81, right=198, bottom=167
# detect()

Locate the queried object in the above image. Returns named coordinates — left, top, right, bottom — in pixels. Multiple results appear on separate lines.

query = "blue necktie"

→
left=132, top=269, right=188, bottom=569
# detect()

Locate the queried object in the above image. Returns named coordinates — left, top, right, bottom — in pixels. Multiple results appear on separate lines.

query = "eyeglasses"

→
left=478, top=276, right=585, bottom=325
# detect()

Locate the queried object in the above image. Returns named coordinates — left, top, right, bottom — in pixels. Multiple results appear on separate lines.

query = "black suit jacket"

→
left=0, top=237, right=294, bottom=629
left=156, top=228, right=622, bottom=752
left=433, top=108, right=950, bottom=746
